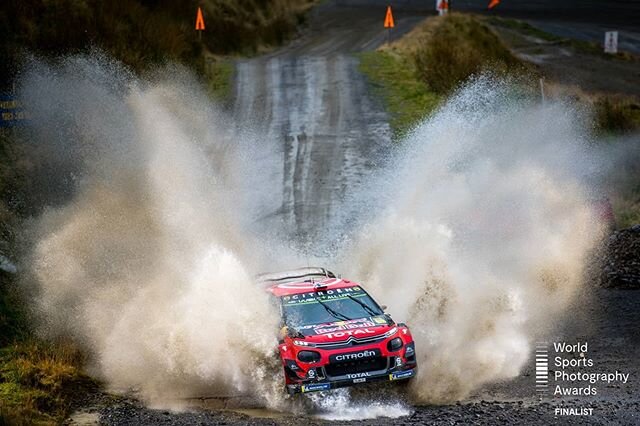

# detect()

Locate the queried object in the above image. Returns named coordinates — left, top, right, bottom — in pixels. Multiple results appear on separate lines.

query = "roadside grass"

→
left=414, top=14, right=524, bottom=95
left=594, top=98, right=640, bottom=135
left=205, top=57, right=235, bottom=102
left=0, top=339, right=93, bottom=425
left=358, top=51, right=440, bottom=139
left=1, top=268, right=93, bottom=425
left=358, top=13, right=525, bottom=138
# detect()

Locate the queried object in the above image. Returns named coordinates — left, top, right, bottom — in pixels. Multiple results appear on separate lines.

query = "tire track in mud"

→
left=233, top=54, right=391, bottom=244
left=231, top=2, right=425, bottom=246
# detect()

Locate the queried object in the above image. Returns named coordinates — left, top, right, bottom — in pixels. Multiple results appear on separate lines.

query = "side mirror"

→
left=380, top=304, right=388, bottom=311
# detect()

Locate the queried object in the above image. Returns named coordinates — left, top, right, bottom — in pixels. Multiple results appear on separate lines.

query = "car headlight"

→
left=297, top=350, right=321, bottom=363
left=387, top=337, right=403, bottom=352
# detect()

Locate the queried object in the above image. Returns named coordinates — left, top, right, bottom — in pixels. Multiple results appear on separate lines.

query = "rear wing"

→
left=256, top=267, right=336, bottom=285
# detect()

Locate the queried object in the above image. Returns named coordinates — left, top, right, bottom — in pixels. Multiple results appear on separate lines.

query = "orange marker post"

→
left=384, top=6, right=394, bottom=45
left=195, top=7, right=205, bottom=40
left=384, top=6, right=395, bottom=28
left=488, top=0, right=500, bottom=10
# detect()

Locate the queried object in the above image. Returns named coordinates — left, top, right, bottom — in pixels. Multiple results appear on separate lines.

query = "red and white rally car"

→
left=258, top=267, right=417, bottom=395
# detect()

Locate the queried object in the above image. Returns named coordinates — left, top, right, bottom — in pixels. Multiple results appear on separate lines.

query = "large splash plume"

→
left=21, top=54, right=286, bottom=406
left=342, top=76, right=607, bottom=403
left=20, top=52, right=609, bottom=413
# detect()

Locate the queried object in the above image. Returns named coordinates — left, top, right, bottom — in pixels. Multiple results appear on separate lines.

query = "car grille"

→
left=324, top=356, right=388, bottom=377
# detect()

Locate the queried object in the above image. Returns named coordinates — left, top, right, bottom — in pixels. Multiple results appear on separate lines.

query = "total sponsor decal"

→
left=389, top=370, right=414, bottom=381
left=324, top=328, right=377, bottom=339
left=301, top=382, right=331, bottom=393
left=346, top=372, right=371, bottom=380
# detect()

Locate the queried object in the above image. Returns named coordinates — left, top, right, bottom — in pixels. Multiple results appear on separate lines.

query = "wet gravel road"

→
left=93, top=288, right=640, bottom=425
left=232, top=1, right=425, bottom=244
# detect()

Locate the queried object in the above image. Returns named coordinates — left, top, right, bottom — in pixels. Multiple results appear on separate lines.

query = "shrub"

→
left=414, top=14, right=522, bottom=94
left=594, top=98, right=640, bottom=134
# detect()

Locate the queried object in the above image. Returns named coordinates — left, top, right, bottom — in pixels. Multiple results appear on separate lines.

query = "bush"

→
left=414, top=14, right=522, bottom=94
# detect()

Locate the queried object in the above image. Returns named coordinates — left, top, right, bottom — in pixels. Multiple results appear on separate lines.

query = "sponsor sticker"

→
left=282, top=286, right=363, bottom=306
left=372, top=316, right=388, bottom=325
left=301, top=383, right=331, bottom=393
left=315, top=319, right=376, bottom=335
left=353, top=378, right=367, bottom=383
left=389, top=370, right=414, bottom=381
left=330, top=349, right=380, bottom=363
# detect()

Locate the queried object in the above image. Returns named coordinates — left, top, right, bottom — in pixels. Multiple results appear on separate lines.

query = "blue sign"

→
left=389, top=369, right=414, bottom=381
left=0, top=95, right=28, bottom=127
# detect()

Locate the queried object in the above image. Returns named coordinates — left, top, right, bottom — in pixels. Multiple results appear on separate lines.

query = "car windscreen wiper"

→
left=345, top=293, right=380, bottom=317
left=314, top=294, right=351, bottom=321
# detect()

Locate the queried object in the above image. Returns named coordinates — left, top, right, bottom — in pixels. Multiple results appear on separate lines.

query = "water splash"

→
left=21, top=55, right=285, bottom=407
left=342, top=76, right=606, bottom=403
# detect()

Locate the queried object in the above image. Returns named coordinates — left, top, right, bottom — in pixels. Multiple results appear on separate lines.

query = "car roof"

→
left=265, top=277, right=362, bottom=297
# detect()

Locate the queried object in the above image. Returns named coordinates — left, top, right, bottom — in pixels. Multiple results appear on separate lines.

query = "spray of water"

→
left=342, top=76, right=606, bottom=403
left=21, top=53, right=607, bottom=414
left=21, top=55, right=287, bottom=407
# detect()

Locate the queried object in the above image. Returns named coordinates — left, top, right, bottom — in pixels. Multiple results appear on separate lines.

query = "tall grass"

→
left=594, top=98, right=640, bottom=135
left=414, top=14, right=522, bottom=94
left=0, top=339, right=92, bottom=425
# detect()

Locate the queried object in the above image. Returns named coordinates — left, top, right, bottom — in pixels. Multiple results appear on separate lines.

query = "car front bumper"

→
left=286, top=366, right=416, bottom=395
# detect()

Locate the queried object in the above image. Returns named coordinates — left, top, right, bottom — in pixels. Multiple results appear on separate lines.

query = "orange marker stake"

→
left=384, top=6, right=395, bottom=28
left=488, top=0, right=500, bottom=10
left=195, top=6, right=205, bottom=41
left=384, top=5, right=394, bottom=46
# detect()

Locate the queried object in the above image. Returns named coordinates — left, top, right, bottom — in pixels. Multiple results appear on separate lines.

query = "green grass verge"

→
left=1, top=270, right=93, bottom=425
left=205, top=59, right=234, bottom=102
left=0, top=340, right=94, bottom=425
left=415, top=14, right=523, bottom=95
left=359, top=51, right=440, bottom=140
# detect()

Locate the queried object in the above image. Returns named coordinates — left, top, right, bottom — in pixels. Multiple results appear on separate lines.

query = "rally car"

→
left=258, top=267, right=417, bottom=395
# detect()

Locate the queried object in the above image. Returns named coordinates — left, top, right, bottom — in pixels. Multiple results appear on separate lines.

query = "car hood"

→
left=293, top=316, right=395, bottom=342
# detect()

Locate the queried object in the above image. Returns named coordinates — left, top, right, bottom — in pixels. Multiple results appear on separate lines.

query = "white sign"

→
left=604, top=31, right=618, bottom=54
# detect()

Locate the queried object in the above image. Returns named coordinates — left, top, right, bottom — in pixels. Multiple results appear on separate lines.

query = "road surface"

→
left=232, top=1, right=426, bottom=246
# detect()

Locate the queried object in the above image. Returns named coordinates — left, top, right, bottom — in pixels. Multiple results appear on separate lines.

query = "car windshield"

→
left=281, top=285, right=384, bottom=328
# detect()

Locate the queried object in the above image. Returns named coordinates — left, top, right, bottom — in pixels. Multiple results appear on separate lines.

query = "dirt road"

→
left=232, top=1, right=425, bottom=245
